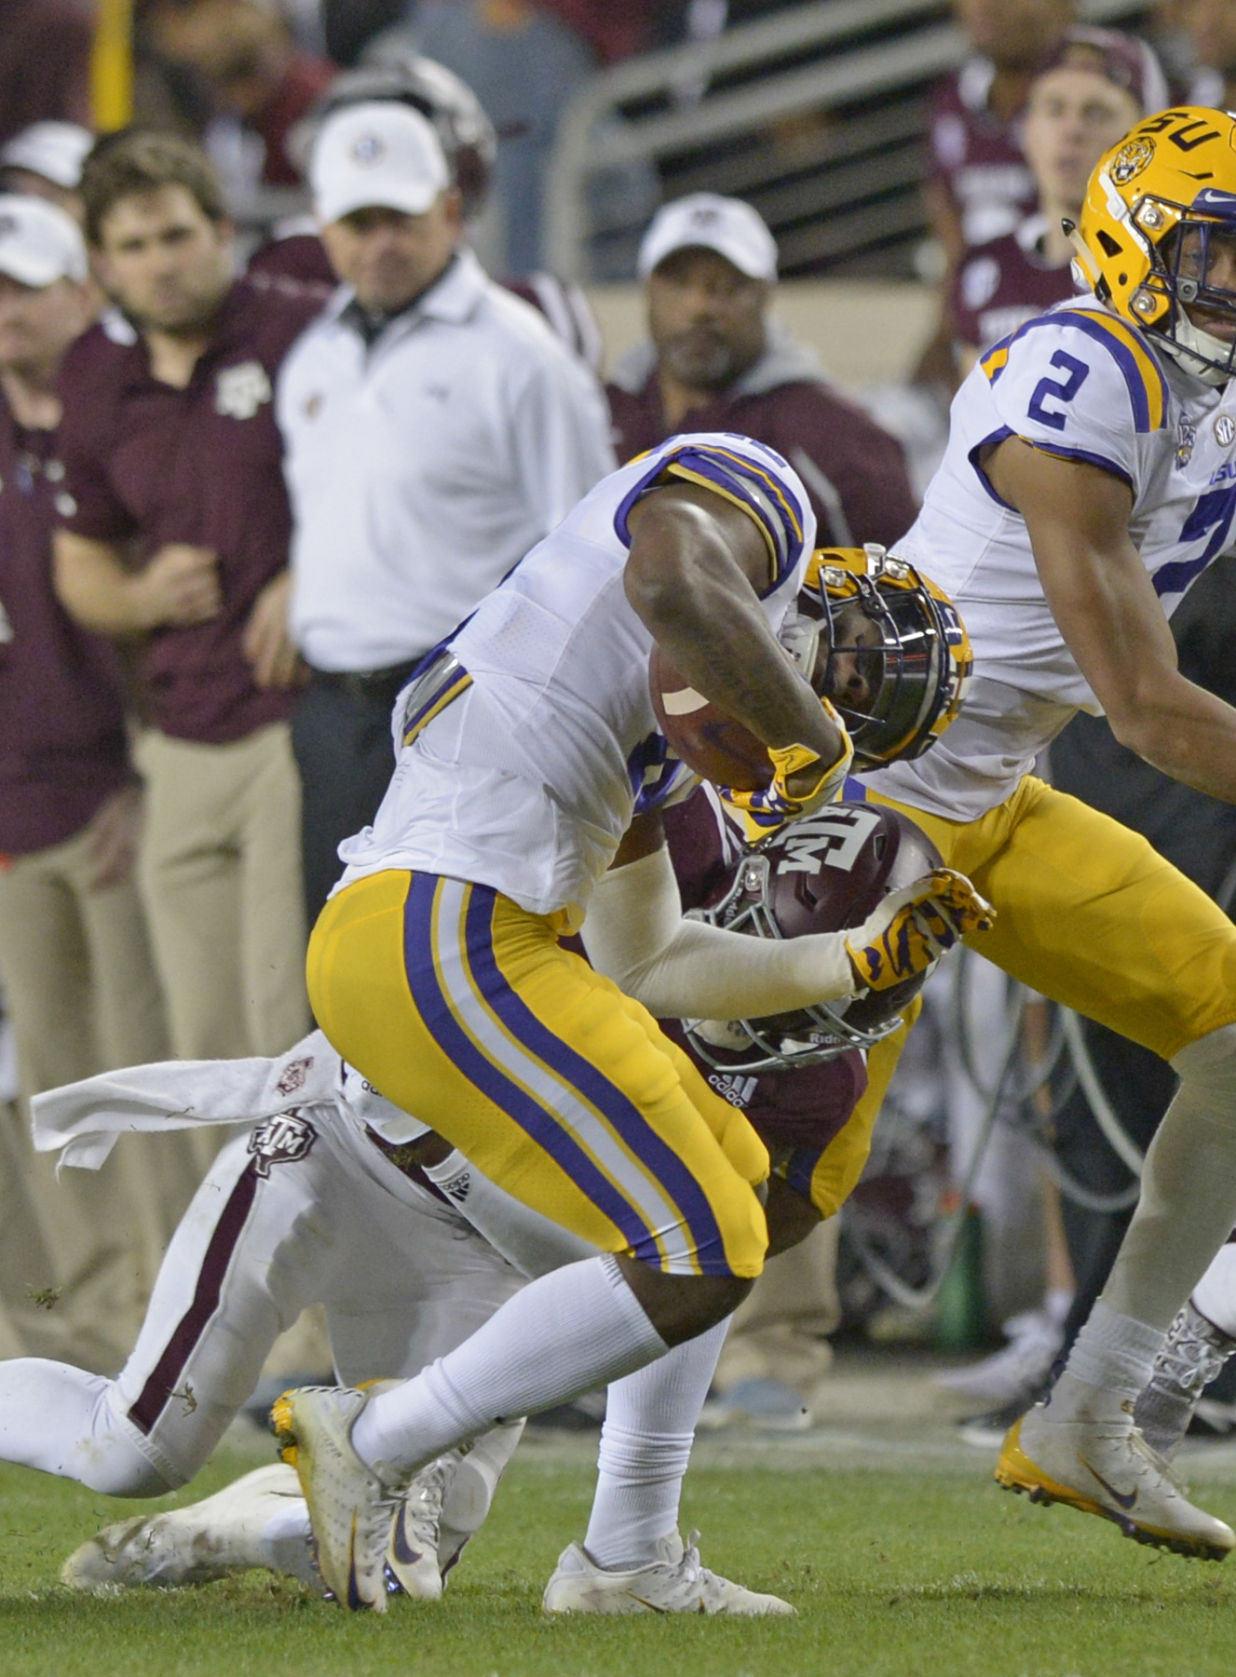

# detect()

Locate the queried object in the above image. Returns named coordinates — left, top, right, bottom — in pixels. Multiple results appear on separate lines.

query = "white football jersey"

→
left=869, top=293, right=1236, bottom=819
left=337, top=433, right=816, bottom=923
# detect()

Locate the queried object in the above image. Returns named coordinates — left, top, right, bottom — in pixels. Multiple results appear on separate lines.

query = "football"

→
left=649, top=644, right=774, bottom=791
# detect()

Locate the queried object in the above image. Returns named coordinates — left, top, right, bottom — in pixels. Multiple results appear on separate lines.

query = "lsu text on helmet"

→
left=1073, top=106, right=1236, bottom=384
left=296, top=52, right=497, bottom=220
left=777, top=545, right=972, bottom=771
left=685, top=802, right=944, bottom=1074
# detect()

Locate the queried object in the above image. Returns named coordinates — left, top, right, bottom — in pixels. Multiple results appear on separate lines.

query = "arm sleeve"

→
left=580, top=844, right=853, bottom=1020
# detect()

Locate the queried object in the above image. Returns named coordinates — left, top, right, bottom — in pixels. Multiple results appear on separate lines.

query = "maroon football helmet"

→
left=686, top=801, right=943, bottom=1073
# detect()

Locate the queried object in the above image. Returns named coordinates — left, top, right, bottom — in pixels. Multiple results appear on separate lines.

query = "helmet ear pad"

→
left=684, top=801, right=944, bottom=1074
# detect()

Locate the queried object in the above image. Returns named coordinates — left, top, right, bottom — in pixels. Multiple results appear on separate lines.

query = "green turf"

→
left=3, top=1441, right=1235, bottom=1677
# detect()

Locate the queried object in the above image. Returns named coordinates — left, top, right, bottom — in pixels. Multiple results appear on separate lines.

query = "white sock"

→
left=584, top=1317, right=729, bottom=1571
left=1097, top=1026, right=1236, bottom=1329
left=1190, top=1242, right=1236, bottom=1338
left=352, top=1255, right=667, bottom=1481
left=1053, top=1302, right=1164, bottom=1413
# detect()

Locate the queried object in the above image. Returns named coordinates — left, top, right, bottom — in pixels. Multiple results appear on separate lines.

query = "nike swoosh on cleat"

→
left=1080, top=1460, right=1139, bottom=1511
left=390, top=1507, right=423, bottom=1568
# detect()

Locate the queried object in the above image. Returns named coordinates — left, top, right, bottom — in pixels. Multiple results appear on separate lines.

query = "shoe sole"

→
left=269, top=1389, right=386, bottom=1612
left=994, top=1427, right=1232, bottom=1562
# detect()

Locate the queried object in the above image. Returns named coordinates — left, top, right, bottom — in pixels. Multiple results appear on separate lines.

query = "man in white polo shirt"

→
left=279, top=101, right=616, bottom=920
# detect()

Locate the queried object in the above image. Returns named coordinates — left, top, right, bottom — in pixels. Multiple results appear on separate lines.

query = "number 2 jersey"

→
left=868, top=292, right=1236, bottom=820
left=336, top=433, right=816, bottom=926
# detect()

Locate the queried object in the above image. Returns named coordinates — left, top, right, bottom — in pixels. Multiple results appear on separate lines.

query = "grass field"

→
left=4, top=1388, right=1236, bottom=1677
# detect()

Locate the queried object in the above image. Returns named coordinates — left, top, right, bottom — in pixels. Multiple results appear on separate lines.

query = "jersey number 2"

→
left=1028, top=351, right=1090, bottom=431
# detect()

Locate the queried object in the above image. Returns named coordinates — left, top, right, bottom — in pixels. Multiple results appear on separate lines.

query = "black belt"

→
left=309, top=659, right=421, bottom=706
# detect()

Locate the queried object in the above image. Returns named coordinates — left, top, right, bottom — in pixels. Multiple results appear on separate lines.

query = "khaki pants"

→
left=134, top=723, right=309, bottom=1060
left=0, top=820, right=201, bottom=1370
left=714, top=1217, right=842, bottom=1406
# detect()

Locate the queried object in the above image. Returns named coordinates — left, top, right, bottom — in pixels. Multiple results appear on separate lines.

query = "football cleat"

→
left=542, top=1530, right=795, bottom=1615
left=995, top=1404, right=1235, bottom=1560
left=270, top=1384, right=405, bottom=1611
left=386, top=1457, right=450, bottom=1600
left=1134, top=1302, right=1236, bottom=1461
left=61, top=1463, right=312, bottom=1590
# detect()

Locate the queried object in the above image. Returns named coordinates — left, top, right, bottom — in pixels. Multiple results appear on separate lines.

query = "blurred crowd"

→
left=1, top=0, right=1235, bottom=1436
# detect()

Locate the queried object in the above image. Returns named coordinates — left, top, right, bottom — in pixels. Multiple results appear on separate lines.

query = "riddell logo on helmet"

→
left=1110, top=137, right=1154, bottom=185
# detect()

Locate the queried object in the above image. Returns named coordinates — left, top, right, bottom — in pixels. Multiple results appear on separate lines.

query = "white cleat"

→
left=270, top=1385, right=405, bottom=1611
left=386, top=1457, right=450, bottom=1601
left=996, top=1402, right=1235, bottom=1561
left=1134, top=1303, right=1236, bottom=1460
left=61, top=1463, right=307, bottom=1590
left=542, top=1530, right=795, bottom=1615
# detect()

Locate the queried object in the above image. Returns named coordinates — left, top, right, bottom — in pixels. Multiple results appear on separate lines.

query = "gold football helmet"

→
left=1072, top=106, right=1236, bottom=384
left=777, top=544, right=972, bottom=770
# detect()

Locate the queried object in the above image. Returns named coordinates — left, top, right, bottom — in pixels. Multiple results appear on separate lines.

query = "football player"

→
left=835, top=107, right=1236, bottom=1558
left=256, top=433, right=991, bottom=1612
left=8, top=794, right=954, bottom=1611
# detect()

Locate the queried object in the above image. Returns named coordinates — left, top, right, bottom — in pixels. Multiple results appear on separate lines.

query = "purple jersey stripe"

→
left=612, top=440, right=803, bottom=582
left=460, top=884, right=732, bottom=1273
left=401, top=876, right=655, bottom=1258
left=126, top=1161, right=260, bottom=1436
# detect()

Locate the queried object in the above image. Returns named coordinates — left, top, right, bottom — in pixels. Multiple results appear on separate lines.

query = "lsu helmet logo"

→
left=1110, top=136, right=1154, bottom=186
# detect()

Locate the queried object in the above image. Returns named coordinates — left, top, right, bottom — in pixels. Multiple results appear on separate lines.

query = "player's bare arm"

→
left=623, top=482, right=843, bottom=770
left=987, top=437, right=1236, bottom=803
left=54, top=530, right=222, bottom=634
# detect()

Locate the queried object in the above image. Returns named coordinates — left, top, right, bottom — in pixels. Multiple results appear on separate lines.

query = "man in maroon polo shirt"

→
left=607, top=193, right=918, bottom=552
left=52, top=131, right=319, bottom=1065
left=0, top=193, right=202, bottom=1372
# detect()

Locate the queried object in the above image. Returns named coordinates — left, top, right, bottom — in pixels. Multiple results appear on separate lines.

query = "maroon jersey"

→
left=929, top=60, right=1036, bottom=251
left=55, top=278, right=321, bottom=744
left=607, top=336, right=918, bottom=550
left=661, top=787, right=868, bottom=1155
left=0, top=389, right=131, bottom=855
left=950, top=217, right=1076, bottom=355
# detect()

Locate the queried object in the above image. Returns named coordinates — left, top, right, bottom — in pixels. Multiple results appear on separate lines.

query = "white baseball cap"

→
left=637, top=193, right=778, bottom=282
left=310, top=101, right=451, bottom=225
left=0, top=121, right=94, bottom=190
left=0, top=194, right=88, bottom=287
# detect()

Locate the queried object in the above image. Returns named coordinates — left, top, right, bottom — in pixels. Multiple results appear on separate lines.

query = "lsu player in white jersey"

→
left=829, top=107, right=1236, bottom=1559
left=271, top=431, right=992, bottom=1610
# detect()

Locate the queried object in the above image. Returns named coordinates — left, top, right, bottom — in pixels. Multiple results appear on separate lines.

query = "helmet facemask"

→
left=1142, top=211, right=1236, bottom=384
left=780, top=546, right=971, bottom=771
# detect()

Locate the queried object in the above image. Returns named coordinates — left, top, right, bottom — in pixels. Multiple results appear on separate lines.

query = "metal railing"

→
left=546, top=0, right=1155, bottom=281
